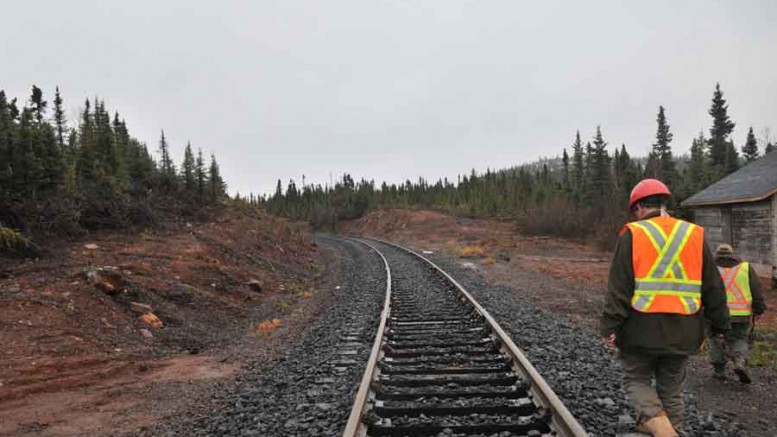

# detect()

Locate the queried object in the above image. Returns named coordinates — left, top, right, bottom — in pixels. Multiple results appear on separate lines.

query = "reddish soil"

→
left=0, top=205, right=323, bottom=436
left=343, top=208, right=777, bottom=436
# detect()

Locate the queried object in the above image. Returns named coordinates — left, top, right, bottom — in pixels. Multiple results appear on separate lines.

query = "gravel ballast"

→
left=418, top=247, right=745, bottom=437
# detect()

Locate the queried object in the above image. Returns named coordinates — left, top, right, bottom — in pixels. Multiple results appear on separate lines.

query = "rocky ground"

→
left=0, top=205, right=322, bottom=436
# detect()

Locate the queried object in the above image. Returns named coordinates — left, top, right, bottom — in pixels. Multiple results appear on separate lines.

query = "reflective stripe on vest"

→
left=627, top=217, right=703, bottom=315
left=718, top=262, right=753, bottom=316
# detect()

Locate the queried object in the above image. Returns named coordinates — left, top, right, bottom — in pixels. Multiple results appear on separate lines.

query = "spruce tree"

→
left=53, top=86, right=66, bottom=149
left=8, top=98, right=20, bottom=120
left=0, top=91, right=13, bottom=200
left=742, top=127, right=759, bottom=163
left=195, top=148, right=206, bottom=203
left=707, top=83, right=736, bottom=178
left=571, top=131, right=584, bottom=203
left=588, top=127, right=611, bottom=205
left=647, top=106, right=676, bottom=187
left=15, top=108, right=43, bottom=196
left=685, top=132, right=708, bottom=195
left=63, top=129, right=78, bottom=195
left=157, top=130, right=177, bottom=193
left=766, top=142, right=775, bottom=154
left=614, top=144, right=637, bottom=197
left=28, top=86, right=61, bottom=193
left=181, top=142, right=196, bottom=195
left=725, top=140, right=740, bottom=174
left=208, top=154, right=225, bottom=202
left=30, top=85, right=47, bottom=125
left=93, top=100, right=119, bottom=183
left=77, top=99, right=97, bottom=183
left=38, top=122, right=62, bottom=193
left=561, top=148, right=571, bottom=198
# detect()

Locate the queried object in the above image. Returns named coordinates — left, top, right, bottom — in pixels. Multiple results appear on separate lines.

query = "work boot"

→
left=635, top=411, right=679, bottom=437
left=733, top=358, right=752, bottom=384
left=712, top=364, right=726, bottom=380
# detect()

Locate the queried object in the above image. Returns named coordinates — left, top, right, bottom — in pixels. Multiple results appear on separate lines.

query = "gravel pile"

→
left=424, top=249, right=745, bottom=436
left=144, top=236, right=386, bottom=437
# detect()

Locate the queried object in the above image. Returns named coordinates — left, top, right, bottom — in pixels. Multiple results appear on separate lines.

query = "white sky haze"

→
left=3, top=1, right=776, bottom=195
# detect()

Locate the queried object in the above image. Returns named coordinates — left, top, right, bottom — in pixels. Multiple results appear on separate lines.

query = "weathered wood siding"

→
left=692, top=198, right=775, bottom=269
left=773, top=194, right=777, bottom=268
left=693, top=207, right=727, bottom=245
left=730, top=200, right=773, bottom=266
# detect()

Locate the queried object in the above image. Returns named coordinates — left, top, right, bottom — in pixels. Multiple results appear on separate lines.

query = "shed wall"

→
left=692, top=199, right=775, bottom=270
left=773, top=194, right=777, bottom=268
left=730, top=200, right=773, bottom=266
left=694, top=207, right=726, bottom=245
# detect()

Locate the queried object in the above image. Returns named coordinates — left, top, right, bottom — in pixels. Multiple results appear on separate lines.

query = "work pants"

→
left=709, top=321, right=751, bottom=365
left=619, top=352, right=688, bottom=429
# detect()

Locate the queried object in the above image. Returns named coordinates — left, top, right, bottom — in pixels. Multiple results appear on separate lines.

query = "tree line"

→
left=264, top=83, right=775, bottom=244
left=0, top=85, right=227, bottom=240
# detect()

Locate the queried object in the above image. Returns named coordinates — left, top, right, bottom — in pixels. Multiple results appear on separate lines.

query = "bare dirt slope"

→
left=343, top=208, right=777, bottom=436
left=0, top=205, right=323, bottom=436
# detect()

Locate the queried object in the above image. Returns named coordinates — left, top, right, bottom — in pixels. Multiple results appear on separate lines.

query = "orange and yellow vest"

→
left=625, top=216, right=704, bottom=315
left=718, top=262, right=753, bottom=316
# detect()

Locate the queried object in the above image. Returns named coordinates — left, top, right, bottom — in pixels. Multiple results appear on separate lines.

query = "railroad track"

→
left=343, top=238, right=587, bottom=437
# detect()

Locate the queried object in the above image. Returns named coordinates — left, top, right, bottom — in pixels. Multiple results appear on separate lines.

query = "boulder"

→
left=90, top=268, right=125, bottom=296
left=138, top=312, right=164, bottom=329
left=130, top=302, right=153, bottom=314
left=95, top=281, right=116, bottom=295
left=83, top=243, right=99, bottom=250
left=247, top=279, right=262, bottom=293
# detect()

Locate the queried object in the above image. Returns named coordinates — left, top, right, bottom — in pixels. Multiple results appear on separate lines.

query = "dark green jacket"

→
left=715, top=254, right=767, bottom=323
left=599, top=213, right=731, bottom=356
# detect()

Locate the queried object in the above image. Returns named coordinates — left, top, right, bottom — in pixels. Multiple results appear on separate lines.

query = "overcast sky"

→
left=3, top=1, right=776, bottom=195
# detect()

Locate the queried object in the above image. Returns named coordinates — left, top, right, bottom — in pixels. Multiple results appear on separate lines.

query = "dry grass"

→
left=257, top=318, right=282, bottom=332
left=482, top=257, right=496, bottom=265
left=458, top=245, right=486, bottom=258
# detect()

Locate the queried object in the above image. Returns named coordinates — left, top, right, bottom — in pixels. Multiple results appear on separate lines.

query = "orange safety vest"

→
left=625, top=216, right=704, bottom=315
left=718, top=262, right=753, bottom=316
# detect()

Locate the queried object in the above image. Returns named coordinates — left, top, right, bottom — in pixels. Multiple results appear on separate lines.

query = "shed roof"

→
left=682, top=151, right=777, bottom=207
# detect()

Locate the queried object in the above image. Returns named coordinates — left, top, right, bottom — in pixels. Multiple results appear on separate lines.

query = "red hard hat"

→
left=629, top=178, right=671, bottom=209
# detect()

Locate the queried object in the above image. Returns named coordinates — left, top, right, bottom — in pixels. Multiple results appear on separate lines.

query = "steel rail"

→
left=343, top=237, right=587, bottom=437
left=342, top=238, right=392, bottom=437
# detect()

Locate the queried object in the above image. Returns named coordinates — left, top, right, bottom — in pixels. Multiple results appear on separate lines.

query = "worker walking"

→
left=600, top=179, right=730, bottom=437
left=710, top=244, right=767, bottom=383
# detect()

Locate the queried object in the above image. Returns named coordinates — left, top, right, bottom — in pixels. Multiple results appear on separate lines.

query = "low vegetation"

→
left=751, top=326, right=777, bottom=370
left=0, top=226, right=39, bottom=257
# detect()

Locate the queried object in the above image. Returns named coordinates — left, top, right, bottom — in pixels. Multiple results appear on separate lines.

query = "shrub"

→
left=0, top=226, right=40, bottom=257
left=516, top=201, right=627, bottom=251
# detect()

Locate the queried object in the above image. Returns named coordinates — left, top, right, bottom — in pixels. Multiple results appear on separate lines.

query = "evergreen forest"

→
left=0, top=85, right=227, bottom=254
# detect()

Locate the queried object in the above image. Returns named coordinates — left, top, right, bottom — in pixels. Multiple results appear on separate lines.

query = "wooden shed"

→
left=681, top=151, right=777, bottom=276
